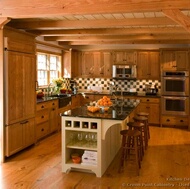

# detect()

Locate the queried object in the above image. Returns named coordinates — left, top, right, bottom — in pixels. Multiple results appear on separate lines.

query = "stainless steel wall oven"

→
left=161, top=70, right=189, bottom=116
left=161, top=96, right=189, bottom=116
left=161, top=71, right=189, bottom=96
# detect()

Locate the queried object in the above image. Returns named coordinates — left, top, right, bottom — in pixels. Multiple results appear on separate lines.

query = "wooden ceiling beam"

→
left=44, top=34, right=190, bottom=42
left=0, top=17, right=11, bottom=29
left=8, top=17, right=177, bottom=30
left=0, top=0, right=190, bottom=18
left=59, top=39, right=190, bottom=45
left=29, top=27, right=188, bottom=36
left=163, top=9, right=190, bottom=33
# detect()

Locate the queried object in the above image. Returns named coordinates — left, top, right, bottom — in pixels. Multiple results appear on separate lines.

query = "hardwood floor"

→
left=1, top=126, right=190, bottom=189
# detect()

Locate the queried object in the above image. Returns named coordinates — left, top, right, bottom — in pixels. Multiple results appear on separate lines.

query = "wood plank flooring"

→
left=1, top=126, right=190, bottom=189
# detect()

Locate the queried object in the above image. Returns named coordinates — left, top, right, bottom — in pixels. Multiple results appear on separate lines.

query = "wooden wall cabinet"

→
left=136, top=97, right=160, bottom=125
left=80, top=51, right=113, bottom=78
left=101, top=52, right=112, bottom=78
left=81, top=52, right=93, bottom=77
left=5, top=118, right=35, bottom=157
left=137, top=51, right=160, bottom=79
left=161, top=50, right=189, bottom=71
left=113, top=51, right=137, bottom=65
left=63, top=49, right=81, bottom=78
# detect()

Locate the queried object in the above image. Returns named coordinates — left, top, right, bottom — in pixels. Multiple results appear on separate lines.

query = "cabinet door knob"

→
left=41, top=115, right=44, bottom=118
left=180, top=120, right=184, bottom=122
left=166, top=119, right=170, bottom=122
left=146, top=99, right=149, bottom=102
left=52, top=108, right=55, bottom=111
left=41, top=105, right=44, bottom=108
left=41, top=128, right=44, bottom=131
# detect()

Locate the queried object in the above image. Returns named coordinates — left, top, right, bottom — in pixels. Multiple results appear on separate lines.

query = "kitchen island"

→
left=61, top=98, right=140, bottom=177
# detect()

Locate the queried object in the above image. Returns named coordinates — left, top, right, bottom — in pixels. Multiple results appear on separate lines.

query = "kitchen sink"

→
left=48, top=94, right=72, bottom=108
left=49, top=94, right=72, bottom=98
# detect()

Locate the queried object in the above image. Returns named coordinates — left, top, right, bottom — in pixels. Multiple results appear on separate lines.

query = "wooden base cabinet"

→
left=136, top=97, right=160, bottom=125
left=5, top=118, right=35, bottom=157
left=161, top=115, right=189, bottom=128
left=49, top=100, right=58, bottom=133
left=36, top=100, right=58, bottom=140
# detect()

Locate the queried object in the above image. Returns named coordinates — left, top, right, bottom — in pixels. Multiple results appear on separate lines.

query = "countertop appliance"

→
left=145, top=84, right=158, bottom=96
left=112, top=64, right=137, bottom=79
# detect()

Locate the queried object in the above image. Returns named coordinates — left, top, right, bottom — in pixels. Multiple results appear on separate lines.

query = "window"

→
left=37, top=52, right=61, bottom=86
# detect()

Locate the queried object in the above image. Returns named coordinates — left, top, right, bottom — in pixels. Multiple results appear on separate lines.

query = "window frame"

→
left=36, top=51, right=62, bottom=87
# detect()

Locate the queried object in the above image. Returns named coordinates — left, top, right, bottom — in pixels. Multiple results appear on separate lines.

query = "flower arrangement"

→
left=52, top=77, right=65, bottom=93
left=52, top=77, right=65, bottom=88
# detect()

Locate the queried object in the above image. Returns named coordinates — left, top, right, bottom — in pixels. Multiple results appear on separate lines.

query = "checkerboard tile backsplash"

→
left=72, top=78, right=161, bottom=93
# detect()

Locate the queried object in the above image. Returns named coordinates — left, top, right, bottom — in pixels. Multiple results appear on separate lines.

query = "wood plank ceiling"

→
left=1, top=0, right=190, bottom=46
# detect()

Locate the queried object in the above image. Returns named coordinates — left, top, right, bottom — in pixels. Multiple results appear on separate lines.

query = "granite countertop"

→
left=36, top=96, right=58, bottom=103
left=36, top=94, right=76, bottom=103
left=78, top=91, right=161, bottom=98
left=61, top=98, right=140, bottom=120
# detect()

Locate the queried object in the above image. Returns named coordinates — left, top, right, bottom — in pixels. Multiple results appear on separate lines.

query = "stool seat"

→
left=133, top=115, right=148, bottom=121
left=137, top=112, right=149, bottom=117
left=120, top=129, right=141, bottom=136
left=127, top=121, right=144, bottom=128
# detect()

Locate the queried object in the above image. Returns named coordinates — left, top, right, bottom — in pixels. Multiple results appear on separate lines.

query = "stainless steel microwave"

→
left=112, top=65, right=137, bottom=79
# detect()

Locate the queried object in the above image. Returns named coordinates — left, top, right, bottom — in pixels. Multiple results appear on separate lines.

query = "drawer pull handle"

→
left=52, top=108, right=55, bottom=111
left=41, top=105, right=44, bottom=108
left=52, top=103, right=55, bottom=105
left=166, top=119, right=170, bottom=122
left=41, top=116, right=44, bottom=118
left=41, top=128, right=44, bottom=131
left=146, top=99, right=149, bottom=102
left=20, top=120, right=29, bottom=124
left=180, top=120, right=184, bottom=122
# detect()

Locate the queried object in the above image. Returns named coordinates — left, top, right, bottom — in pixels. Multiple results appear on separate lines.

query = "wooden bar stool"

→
left=127, top=121, right=145, bottom=158
left=119, top=129, right=142, bottom=175
left=133, top=116, right=149, bottom=150
left=137, top=112, right=150, bottom=139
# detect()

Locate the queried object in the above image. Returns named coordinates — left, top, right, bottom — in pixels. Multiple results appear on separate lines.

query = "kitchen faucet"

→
left=109, top=81, right=115, bottom=95
left=115, top=86, right=124, bottom=106
left=47, top=83, right=53, bottom=96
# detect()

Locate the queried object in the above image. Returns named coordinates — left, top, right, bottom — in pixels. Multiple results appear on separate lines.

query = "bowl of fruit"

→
left=87, top=106, right=100, bottom=113
left=96, top=96, right=112, bottom=111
